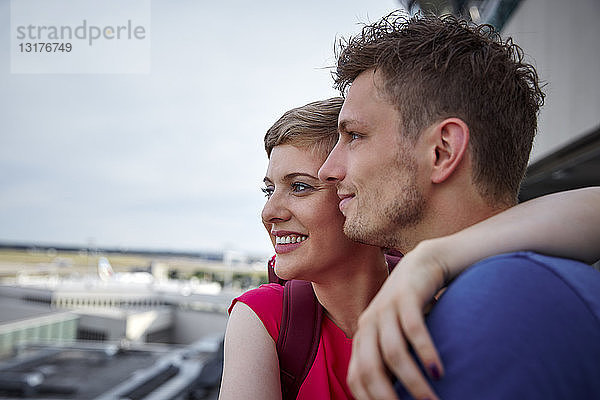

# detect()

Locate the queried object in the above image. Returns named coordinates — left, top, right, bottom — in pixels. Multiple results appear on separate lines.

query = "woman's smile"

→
left=272, top=230, right=308, bottom=254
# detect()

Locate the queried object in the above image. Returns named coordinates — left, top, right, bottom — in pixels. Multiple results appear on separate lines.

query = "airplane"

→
left=97, top=257, right=221, bottom=294
left=97, top=257, right=154, bottom=284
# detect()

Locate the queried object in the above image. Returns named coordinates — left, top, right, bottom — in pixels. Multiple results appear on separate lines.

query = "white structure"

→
left=0, top=278, right=233, bottom=358
left=501, top=0, right=600, bottom=162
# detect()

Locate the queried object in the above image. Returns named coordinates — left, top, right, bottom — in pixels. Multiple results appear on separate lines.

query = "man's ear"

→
left=430, top=118, right=469, bottom=184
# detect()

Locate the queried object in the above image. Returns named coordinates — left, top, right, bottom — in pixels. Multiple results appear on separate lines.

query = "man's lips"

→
left=338, top=193, right=355, bottom=212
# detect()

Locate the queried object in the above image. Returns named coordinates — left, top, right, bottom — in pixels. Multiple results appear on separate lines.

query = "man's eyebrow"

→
left=263, top=177, right=273, bottom=185
left=339, top=118, right=367, bottom=133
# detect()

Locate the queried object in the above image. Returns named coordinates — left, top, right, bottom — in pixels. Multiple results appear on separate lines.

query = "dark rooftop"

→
left=0, top=339, right=222, bottom=400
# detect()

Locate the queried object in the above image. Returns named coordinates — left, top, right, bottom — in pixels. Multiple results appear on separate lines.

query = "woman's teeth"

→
left=275, top=235, right=308, bottom=244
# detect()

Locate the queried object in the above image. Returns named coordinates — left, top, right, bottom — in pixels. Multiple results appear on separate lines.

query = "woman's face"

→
left=261, top=144, right=362, bottom=281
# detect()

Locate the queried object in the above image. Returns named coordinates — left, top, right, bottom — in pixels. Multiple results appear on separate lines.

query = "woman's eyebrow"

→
left=283, top=172, right=319, bottom=181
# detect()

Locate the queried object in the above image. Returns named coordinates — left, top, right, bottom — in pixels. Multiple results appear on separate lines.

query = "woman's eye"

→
left=291, top=182, right=312, bottom=193
left=261, top=187, right=274, bottom=198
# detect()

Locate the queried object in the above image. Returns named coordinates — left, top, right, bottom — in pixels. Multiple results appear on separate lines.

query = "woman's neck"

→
left=311, top=249, right=388, bottom=338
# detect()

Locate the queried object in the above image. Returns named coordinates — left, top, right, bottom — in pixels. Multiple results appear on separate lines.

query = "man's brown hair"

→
left=264, top=97, right=343, bottom=158
left=334, top=12, right=545, bottom=205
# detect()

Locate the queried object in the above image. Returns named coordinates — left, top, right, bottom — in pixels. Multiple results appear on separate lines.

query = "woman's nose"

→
left=261, top=191, right=292, bottom=224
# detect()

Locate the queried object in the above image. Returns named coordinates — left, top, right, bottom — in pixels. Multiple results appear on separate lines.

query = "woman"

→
left=220, top=98, right=382, bottom=399
left=218, top=98, right=600, bottom=400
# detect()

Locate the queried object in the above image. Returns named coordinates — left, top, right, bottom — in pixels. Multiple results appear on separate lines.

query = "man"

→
left=318, top=12, right=600, bottom=400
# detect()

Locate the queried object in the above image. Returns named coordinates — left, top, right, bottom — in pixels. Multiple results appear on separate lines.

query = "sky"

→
left=0, top=0, right=402, bottom=258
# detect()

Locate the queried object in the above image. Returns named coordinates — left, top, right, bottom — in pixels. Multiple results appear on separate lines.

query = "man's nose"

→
left=318, top=142, right=345, bottom=183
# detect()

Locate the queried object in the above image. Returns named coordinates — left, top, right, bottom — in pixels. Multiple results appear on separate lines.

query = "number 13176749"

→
left=18, top=42, right=72, bottom=52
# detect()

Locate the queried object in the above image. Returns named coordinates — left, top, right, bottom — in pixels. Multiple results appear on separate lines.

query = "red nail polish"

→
left=428, top=364, right=441, bottom=380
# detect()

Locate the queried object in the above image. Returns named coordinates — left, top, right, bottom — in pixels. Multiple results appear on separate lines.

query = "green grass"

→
left=0, top=248, right=267, bottom=282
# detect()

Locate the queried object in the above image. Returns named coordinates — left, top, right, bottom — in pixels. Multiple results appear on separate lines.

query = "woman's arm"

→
left=430, top=185, right=600, bottom=269
left=347, top=186, right=600, bottom=400
left=219, top=302, right=281, bottom=400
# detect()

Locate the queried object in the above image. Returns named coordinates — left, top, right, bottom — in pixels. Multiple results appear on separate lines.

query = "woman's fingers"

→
left=397, top=299, right=444, bottom=386
left=348, top=246, right=449, bottom=400
left=378, top=302, right=440, bottom=400
left=348, top=261, right=446, bottom=400
left=348, top=296, right=441, bottom=400
left=393, top=253, right=446, bottom=384
left=348, top=314, right=399, bottom=400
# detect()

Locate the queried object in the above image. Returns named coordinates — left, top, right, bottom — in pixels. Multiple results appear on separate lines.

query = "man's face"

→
left=318, top=70, right=425, bottom=251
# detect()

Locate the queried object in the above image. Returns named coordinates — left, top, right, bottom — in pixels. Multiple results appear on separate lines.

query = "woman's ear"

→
left=429, top=118, right=470, bottom=184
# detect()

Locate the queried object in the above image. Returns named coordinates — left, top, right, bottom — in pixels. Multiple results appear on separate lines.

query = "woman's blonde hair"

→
left=264, top=97, right=343, bottom=158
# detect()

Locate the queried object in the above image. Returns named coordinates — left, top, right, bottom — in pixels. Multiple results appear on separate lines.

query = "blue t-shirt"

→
left=396, top=252, right=600, bottom=399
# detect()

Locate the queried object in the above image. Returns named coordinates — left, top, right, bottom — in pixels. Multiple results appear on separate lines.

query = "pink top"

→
left=230, top=283, right=355, bottom=400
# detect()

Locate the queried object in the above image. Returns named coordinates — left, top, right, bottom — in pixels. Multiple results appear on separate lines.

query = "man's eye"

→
left=291, top=182, right=312, bottom=193
left=348, top=132, right=361, bottom=141
left=261, top=187, right=274, bottom=198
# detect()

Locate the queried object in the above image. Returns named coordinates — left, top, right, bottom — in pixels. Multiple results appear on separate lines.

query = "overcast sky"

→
left=0, top=0, right=402, bottom=257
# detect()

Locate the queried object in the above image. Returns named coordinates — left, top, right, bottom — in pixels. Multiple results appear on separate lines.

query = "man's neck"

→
left=396, top=193, right=510, bottom=254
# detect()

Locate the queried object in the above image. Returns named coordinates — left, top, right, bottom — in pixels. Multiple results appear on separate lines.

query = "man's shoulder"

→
left=419, top=252, right=600, bottom=399
left=470, top=250, right=597, bottom=276
left=433, top=251, right=600, bottom=338
left=457, top=251, right=600, bottom=314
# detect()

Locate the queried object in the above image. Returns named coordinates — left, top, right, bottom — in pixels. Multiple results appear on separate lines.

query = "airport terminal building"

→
left=0, top=264, right=236, bottom=399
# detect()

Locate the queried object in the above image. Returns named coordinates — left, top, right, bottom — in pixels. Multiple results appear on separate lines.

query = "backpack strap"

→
left=268, top=253, right=402, bottom=399
left=277, top=279, right=323, bottom=400
left=385, top=251, right=403, bottom=271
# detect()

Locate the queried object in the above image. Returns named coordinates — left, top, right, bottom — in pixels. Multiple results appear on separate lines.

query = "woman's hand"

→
left=347, top=241, right=448, bottom=400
